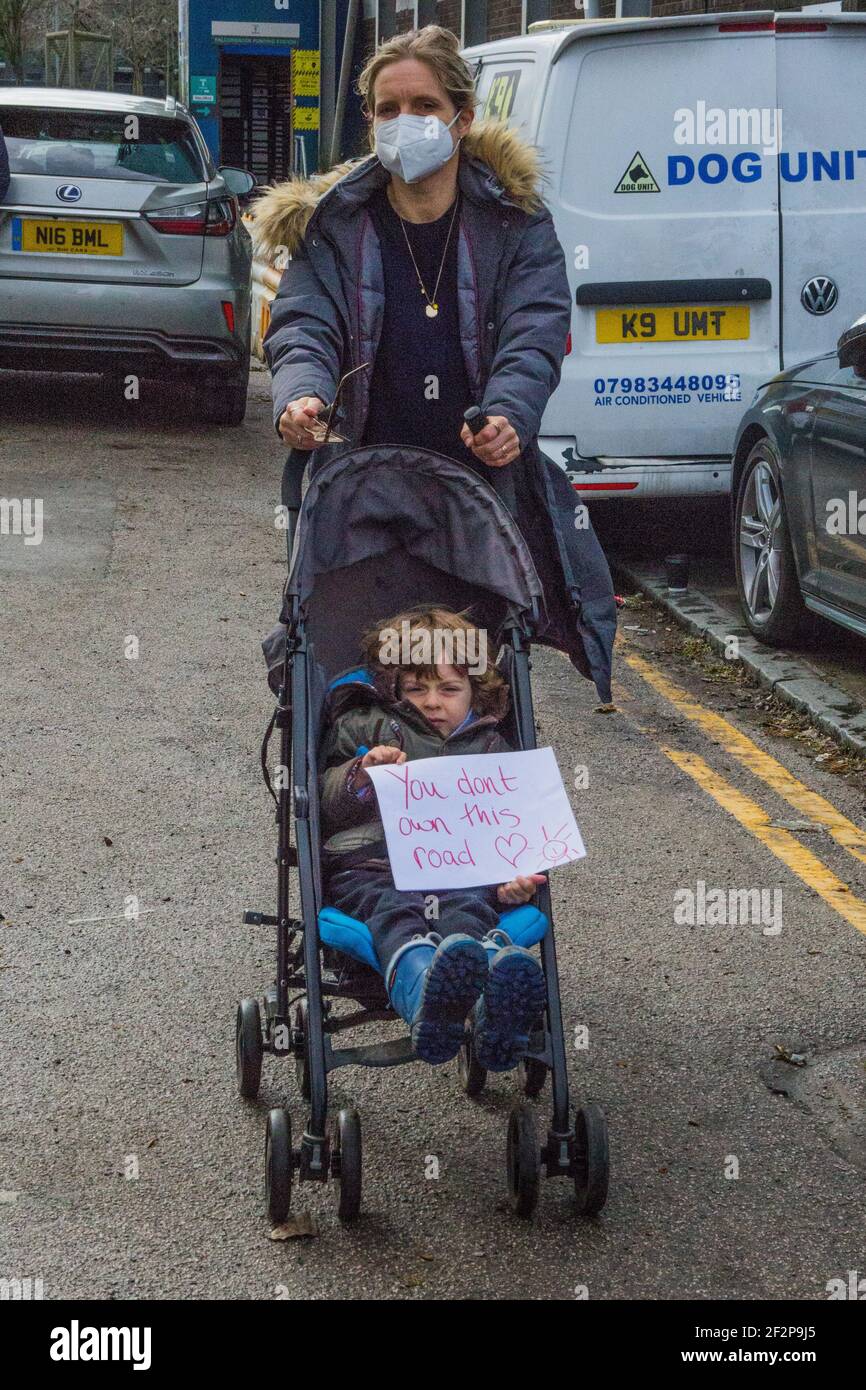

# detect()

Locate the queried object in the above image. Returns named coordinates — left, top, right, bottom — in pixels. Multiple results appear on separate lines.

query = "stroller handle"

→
left=463, top=405, right=490, bottom=436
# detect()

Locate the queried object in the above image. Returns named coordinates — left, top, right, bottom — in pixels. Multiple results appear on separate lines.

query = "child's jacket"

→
left=319, top=667, right=512, bottom=870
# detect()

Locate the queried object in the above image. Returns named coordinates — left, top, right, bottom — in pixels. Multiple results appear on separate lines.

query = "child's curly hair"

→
left=359, top=605, right=510, bottom=721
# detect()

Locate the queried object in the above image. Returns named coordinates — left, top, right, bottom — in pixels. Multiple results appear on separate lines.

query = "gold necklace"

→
left=393, top=192, right=460, bottom=318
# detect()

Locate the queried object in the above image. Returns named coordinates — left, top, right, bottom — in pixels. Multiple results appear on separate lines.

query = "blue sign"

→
left=182, top=0, right=323, bottom=169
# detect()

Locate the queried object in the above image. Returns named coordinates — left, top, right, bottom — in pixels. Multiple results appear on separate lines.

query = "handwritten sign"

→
left=365, top=747, right=585, bottom=890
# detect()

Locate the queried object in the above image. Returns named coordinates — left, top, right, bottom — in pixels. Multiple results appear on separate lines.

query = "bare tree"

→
left=0, top=0, right=46, bottom=81
left=89, top=0, right=174, bottom=94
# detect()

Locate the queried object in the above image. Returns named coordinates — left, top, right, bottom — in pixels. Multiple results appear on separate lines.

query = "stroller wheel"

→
left=516, top=1054, right=547, bottom=1099
left=457, top=1033, right=487, bottom=1098
left=265, top=1108, right=293, bottom=1224
left=236, top=998, right=263, bottom=1099
left=506, top=1101, right=540, bottom=1219
left=293, top=999, right=311, bottom=1101
left=573, top=1103, right=609, bottom=1218
left=332, top=1108, right=362, bottom=1223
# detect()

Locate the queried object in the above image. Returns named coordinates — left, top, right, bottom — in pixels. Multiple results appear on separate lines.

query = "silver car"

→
left=0, top=88, right=254, bottom=425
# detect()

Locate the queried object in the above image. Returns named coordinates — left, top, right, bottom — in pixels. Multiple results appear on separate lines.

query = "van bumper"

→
left=539, top=439, right=732, bottom=500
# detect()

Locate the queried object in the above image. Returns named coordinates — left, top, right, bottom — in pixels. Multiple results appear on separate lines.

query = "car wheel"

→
left=201, top=342, right=250, bottom=427
left=734, top=440, right=810, bottom=644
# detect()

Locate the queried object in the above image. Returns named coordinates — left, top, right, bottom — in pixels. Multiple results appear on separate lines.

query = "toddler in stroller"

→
left=243, top=442, right=610, bottom=1223
left=320, top=604, right=548, bottom=1070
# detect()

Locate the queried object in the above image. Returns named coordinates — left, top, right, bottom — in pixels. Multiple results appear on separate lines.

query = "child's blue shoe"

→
left=474, top=930, right=546, bottom=1073
left=385, top=933, right=488, bottom=1065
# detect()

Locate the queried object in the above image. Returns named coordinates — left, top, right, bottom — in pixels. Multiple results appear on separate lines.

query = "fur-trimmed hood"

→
left=250, top=118, right=547, bottom=262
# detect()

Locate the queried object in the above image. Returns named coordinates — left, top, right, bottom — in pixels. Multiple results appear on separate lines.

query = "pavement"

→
left=2, top=372, right=865, bottom=1301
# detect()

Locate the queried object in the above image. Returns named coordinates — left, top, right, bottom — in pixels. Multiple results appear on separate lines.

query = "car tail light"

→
left=145, top=202, right=208, bottom=235
left=565, top=331, right=572, bottom=355
left=222, top=301, right=235, bottom=334
left=145, top=197, right=237, bottom=236
left=205, top=197, right=237, bottom=237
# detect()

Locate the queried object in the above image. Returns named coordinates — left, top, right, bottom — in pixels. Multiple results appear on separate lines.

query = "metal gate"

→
left=219, top=55, right=293, bottom=183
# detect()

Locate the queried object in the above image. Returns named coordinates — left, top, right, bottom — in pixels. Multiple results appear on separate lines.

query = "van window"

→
left=474, top=61, right=535, bottom=134
left=2, top=108, right=207, bottom=183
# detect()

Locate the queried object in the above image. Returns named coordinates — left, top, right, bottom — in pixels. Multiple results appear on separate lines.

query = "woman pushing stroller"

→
left=255, top=23, right=617, bottom=705
left=320, top=605, right=549, bottom=1071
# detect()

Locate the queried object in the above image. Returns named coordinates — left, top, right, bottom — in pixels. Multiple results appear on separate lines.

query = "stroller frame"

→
left=238, top=448, right=610, bottom=1223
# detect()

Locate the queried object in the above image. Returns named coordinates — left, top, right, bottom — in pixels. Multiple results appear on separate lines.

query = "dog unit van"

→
left=464, top=11, right=866, bottom=498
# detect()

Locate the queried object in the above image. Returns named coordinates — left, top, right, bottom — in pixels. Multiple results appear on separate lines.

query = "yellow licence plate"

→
left=596, top=304, right=749, bottom=344
left=17, top=218, right=123, bottom=256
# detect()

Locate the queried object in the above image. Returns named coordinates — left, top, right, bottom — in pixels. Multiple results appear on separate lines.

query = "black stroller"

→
left=237, top=440, right=610, bottom=1223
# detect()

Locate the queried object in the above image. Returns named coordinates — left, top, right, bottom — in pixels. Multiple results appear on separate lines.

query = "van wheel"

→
left=734, top=441, right=810, bottom=644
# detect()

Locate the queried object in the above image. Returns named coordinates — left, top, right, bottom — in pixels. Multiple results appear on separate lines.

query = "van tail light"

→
left=565, top=331, right=572, bottom=356
left=718, top=20, right=775, bottom=31
left=222, top=301, right=235, bottom=334
left=145, top=197, right=236, bottom=236
left=777, top=20, right=827, bottom=31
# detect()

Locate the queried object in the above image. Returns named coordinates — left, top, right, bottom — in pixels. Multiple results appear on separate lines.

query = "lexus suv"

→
left=0, top=88, right=254, bottom=425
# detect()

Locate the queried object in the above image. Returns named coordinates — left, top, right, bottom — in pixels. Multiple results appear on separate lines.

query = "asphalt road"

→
left=2, top=369, right=865, bottom=1301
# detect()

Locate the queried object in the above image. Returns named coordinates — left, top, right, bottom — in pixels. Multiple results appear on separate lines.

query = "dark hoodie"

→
left=319, top=665, right=511, bottom=869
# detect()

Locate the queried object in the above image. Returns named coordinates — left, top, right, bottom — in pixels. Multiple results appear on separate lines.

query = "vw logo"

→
left=801, top=276, right=838, bottom=316
left=55, top=184, right=82, bottom=203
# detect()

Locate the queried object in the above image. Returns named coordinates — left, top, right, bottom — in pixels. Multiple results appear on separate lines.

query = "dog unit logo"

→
left=50, top=1320, right=152, bottom=1370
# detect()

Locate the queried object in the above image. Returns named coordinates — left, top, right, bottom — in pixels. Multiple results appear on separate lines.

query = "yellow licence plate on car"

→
left=16, top=218, right=123, bottom=256
left=596, top=304, right=749, bottom=344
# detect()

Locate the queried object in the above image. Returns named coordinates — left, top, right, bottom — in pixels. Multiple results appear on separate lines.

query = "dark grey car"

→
left=731, top=316, right=866, bottom=644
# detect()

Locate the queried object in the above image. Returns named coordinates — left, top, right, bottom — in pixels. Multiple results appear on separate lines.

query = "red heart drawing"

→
left=494, top=833, right=529, bottom=869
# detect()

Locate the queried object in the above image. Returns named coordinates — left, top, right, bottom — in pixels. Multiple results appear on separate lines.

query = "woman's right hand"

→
left=278, top=396, right=327, bottom=449
left=356, top=745, right=407, bottom=787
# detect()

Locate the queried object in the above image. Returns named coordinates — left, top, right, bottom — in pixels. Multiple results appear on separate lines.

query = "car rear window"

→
left=1, top=108, right=207, bottom=183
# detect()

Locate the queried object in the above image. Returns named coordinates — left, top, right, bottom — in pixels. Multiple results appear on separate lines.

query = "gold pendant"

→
left=425, top=303, right=438, bottom=318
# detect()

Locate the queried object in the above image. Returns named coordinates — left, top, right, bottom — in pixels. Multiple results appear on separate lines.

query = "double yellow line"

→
left=621, top=646, right=866, bottom=935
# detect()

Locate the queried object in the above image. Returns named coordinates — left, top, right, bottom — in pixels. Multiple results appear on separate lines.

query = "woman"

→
left=254, top=24, right=615, bottom=703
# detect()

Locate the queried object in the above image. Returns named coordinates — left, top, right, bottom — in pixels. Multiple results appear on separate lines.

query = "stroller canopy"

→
left=286, top=446, right=547, bottom=680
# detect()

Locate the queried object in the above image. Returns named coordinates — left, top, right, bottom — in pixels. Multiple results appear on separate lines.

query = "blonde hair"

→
left=356, top=24, right=478, bottom=152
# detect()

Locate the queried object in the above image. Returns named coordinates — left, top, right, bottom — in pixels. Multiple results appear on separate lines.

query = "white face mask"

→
left=374, top=109, right=464, bottom=184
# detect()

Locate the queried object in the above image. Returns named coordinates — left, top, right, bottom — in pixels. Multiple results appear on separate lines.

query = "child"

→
left=319, top=605, right=548, bottom=1069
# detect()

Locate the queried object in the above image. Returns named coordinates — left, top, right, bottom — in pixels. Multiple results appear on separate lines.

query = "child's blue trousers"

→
left=325, top=864, right=501, bottom=975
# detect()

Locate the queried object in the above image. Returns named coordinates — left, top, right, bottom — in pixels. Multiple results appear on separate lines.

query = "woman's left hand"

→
left=460, top=414, right=520, bottom=469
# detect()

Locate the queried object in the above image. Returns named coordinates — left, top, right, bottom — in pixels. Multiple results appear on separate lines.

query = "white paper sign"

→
left=366, top=747, right=585, bottom=890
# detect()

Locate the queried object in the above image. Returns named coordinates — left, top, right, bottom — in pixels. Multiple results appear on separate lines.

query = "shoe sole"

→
left=412, top=940, right=488, bottom=1065
left=474, top=951, right=546, bottom=1073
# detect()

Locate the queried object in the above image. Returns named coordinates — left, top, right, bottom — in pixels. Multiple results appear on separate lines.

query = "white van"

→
left=464, top=12, right=866, bottom=499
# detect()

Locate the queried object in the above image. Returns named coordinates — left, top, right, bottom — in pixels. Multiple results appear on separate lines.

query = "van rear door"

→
left=775, top=15, right=866, bottom=370
left=542, top=19, right=781, bottom=464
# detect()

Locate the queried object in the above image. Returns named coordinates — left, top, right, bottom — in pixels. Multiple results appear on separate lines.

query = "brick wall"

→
left=487, top=1, right=525, bottom=41
left=436, top=0, right=463, bottom=34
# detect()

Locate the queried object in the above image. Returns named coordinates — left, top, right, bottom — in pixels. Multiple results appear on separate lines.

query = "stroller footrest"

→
left=327, top=1036, right=416, bottom=1070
